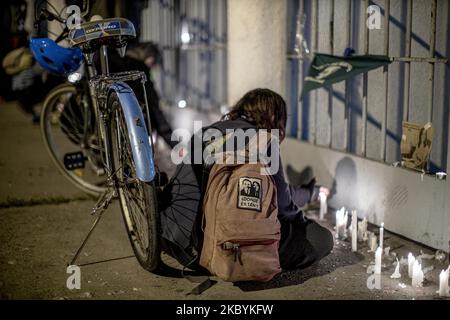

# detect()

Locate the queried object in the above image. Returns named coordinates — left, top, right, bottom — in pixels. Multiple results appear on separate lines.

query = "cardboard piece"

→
left=400, top=121, right=433, bottom=172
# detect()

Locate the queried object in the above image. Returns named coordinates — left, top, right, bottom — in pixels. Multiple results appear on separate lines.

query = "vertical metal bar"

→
left=172, top=0, right=176, bottom=101
left=297, top=0, right=305, bottom=140
left=142, top=3, right=145, bottom=41
left=142, top=3, right=146, bottom=41
left=223, top=0, right=227, bottom=106
left=403, top=0, right=412, bottom=121
left=381, top=0, right=390, bottom=161
left=150, top=0, right=154, bottom=40
left=428, top=0, right=437, bottom=123
left=174, top=0, right=181, bottom=105
left=312, top=0, right=318, bottom=145
left=194, top=0, right=198, bottom=109
left=99, top=45, right=109, bottom=75
left=344, top=0, right=352, bottom=151
left=361, top=0, right=369, bottom=156
left=447, top=103, right=450, bottom=172
left=328, top=0, right=335, bottom=148
left=158, top=1, right=163, bottom=53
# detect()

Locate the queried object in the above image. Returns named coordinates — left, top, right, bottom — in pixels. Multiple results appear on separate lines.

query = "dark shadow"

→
left=330, top=156, right=357, bottom=203
left=152, top=260, right=208, bottom=279
left=153, top=258, right=218, bottom=295
left=286, top=164, right=314, bottom=186
left=370, top=0, right=447, bottom=59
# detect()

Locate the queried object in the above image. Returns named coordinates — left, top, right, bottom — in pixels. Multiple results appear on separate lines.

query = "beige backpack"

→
left=199, top=155, right=281, bottom=282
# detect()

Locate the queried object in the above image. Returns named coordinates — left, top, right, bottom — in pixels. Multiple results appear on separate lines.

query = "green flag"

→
left=300, top=53, right=392, bottom=99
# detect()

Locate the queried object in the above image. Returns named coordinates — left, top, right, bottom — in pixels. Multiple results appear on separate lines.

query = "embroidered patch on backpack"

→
left=237, top=177, right=262, bottom=211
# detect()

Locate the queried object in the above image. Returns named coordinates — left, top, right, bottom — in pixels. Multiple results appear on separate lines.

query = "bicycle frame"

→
left=86, top=45, right=156, bottom=184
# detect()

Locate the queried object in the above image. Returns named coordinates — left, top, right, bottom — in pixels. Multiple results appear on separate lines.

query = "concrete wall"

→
left=227, top=0, right=288, bottom=105
left=281, top=138, right=450, bottom=252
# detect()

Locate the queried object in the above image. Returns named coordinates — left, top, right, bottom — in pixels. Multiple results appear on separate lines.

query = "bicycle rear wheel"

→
left=109, top=92, right=161, bottom=271
left=40, top=83, right=107, bottom=196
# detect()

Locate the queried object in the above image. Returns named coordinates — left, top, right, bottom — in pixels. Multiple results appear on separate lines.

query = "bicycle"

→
left=30, top=2, right=161, bottom=271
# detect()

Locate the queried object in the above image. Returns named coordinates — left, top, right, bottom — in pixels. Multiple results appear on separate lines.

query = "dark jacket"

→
left=203, top=118, right=313, bottom=222
left=158, top=117, right=314, bottom=266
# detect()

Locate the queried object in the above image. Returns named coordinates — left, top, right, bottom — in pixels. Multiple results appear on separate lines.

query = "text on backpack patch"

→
left=237, top=177, right=262, bottom=211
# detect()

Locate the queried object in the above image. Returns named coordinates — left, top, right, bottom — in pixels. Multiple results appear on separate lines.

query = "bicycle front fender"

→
left=109, top=82, right=156, bottom=182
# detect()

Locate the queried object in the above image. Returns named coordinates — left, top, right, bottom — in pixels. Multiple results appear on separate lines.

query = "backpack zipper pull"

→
left=223, top=242, right=244, bottom=265
left=233, top=244, right=243, bottom=266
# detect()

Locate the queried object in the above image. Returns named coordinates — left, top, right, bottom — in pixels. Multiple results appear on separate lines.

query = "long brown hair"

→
left=224, top=88, right=287, bottom=140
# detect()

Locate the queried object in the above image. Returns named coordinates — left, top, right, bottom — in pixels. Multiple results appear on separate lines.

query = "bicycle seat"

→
left=68, top=18, right=135, bottom=52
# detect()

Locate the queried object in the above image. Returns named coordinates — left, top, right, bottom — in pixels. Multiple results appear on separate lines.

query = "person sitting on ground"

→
left=160, top=88, right=334, bottom=271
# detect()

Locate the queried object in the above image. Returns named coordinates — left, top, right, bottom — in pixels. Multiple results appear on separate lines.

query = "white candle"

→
left=362, top=230, right=369, bottom=242
left=344, top=210, right=348, bottom=238
left=390, top=258, right=401, bottom=279
left=438, top=268, right=449, bottom=297
left=375, top=247, right=382, bottom=274
left=351, top=210, right=357, bottom=252
left=319, top=192, right=327, bottom=220
left=408, top=253, right=415, bottom=278
left=411, top=260, right=424, bottom=287
left=335, top=207, right=348, bottom=239
left=379, top=222, right=384, bottom=250
left=369, top=234, right=378, bottom=252
left=358, top=217, right=368, bottom=241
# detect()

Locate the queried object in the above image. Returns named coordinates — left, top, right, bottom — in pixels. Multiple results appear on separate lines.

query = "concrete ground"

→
left=0, top=101, right=449, bottom=300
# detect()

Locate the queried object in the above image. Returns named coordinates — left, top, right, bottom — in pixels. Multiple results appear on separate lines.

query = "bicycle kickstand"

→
left=67, top=188, right=115, bottom=266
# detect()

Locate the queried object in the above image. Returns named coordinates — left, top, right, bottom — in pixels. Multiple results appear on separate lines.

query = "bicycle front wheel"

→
left=109, top=92, right=161, bottom=272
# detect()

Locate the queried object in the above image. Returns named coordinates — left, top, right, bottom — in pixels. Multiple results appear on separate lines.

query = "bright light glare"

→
left=68, top=72, right=82, bottom=83
left=181, top=32, right=191, bottom=44
left=220, top=104, right=229, bottom=115
left=178, top=100, right=187, bottom=108
left=181, top=22, right=190, bottom=44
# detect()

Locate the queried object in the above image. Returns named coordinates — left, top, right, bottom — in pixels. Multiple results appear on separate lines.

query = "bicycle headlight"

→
left=68, top=72, right=82, bottom=83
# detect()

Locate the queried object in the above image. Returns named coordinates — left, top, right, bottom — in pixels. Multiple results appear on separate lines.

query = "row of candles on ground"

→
left=318, top=192, right=449, bottom=297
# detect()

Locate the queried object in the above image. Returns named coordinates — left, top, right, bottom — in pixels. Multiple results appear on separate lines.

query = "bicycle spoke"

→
left=114, top=109, right=151, bottom=254
left=42, top=85, right=107, bottom=195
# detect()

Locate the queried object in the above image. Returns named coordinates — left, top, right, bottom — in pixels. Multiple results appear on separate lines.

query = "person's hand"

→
left=319, top=186, right=330, bottom=197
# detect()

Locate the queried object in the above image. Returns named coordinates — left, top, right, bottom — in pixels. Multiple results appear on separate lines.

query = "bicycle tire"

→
left=40, top=83, right=107, bottom=196
left=109, top=92, right=161, bottom=271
